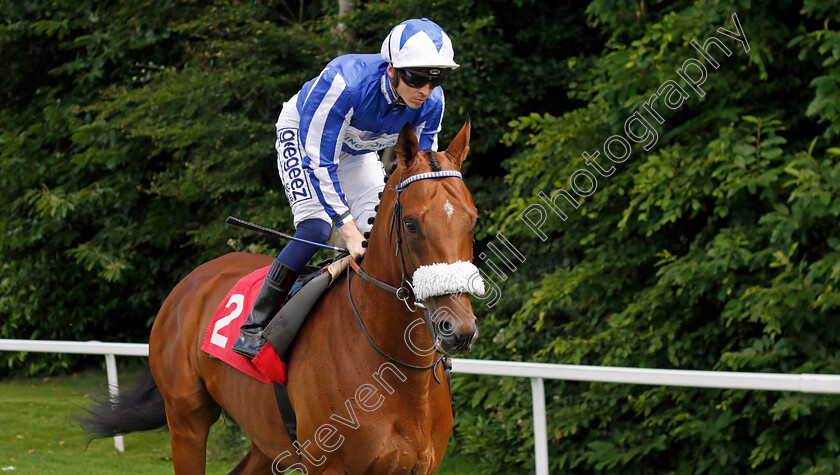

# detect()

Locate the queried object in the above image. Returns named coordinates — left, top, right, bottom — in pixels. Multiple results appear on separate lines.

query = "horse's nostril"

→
left=438, top=320, right=453, bottom=336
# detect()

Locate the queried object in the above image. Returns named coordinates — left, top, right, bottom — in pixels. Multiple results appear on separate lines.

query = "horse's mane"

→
left=422, top=150, right=442, bottom=172
left=388, top=149, right=443, bottom=175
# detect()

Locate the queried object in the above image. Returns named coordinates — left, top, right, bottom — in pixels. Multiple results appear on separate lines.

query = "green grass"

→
left=0, top=365, right=481, bottom=474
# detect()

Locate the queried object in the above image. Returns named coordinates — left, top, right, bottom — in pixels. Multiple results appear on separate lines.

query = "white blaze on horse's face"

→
left=443, top=199, right=454, bottom=221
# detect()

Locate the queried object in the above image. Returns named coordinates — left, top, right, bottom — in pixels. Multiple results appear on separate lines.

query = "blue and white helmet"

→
left=381, top=18, right=459, bottom=70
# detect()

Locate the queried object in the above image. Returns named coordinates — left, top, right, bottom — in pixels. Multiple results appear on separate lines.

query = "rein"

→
left=346, top=170, right=464, bottom=382
left=346, top=266, right=445, bottom=372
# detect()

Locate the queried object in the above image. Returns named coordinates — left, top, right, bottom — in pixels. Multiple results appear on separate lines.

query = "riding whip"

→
left=225, top=216, right=349, bottom=253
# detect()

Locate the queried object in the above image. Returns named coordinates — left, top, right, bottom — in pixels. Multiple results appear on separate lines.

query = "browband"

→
left=396, top=171, right=462, bottom=190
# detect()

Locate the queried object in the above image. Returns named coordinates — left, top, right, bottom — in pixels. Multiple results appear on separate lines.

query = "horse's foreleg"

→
left=228, top=444, right=273, bottom=475
left=164, top=394, right=220, bottom=474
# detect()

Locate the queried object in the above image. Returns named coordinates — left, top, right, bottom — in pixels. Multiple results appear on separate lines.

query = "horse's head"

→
left=368, top=118, right=483, bottom=355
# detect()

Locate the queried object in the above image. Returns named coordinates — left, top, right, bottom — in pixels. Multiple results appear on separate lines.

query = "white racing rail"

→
left=2, top=339, right=840, bottom=474
left=451, top=359, right=840, bottom=474
left=0, top=339, right=149, bottom=453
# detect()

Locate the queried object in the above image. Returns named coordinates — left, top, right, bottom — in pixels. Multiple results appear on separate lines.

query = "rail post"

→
left=530, top=377, right=549, bottom=475
left=104, top=353, right=125, bottom=452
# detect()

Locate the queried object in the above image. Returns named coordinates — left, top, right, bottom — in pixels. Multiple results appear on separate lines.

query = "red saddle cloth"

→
left=200, top=266, right=287, bottom=385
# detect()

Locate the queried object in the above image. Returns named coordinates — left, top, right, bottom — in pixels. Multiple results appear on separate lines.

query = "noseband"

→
left=347, top=169, right=484, bottom=380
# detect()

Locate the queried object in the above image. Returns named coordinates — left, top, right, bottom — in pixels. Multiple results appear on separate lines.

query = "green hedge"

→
left=3, top=0, right=840, bottom=472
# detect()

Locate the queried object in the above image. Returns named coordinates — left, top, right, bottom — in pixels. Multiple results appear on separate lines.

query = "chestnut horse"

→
left=80, top=119, right=482, bottom=474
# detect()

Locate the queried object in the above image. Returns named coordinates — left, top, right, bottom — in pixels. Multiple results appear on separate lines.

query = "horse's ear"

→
left=396, top=122, right=419, bottom=169
left=445, top=116, right=471, bottom=169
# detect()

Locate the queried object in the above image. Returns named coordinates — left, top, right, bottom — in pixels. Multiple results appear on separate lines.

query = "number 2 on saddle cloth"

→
left=200, top=258, right=346, bottom=385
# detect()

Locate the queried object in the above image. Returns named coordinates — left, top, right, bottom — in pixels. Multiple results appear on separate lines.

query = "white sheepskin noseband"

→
left=411, top=261, right=486, bottom=300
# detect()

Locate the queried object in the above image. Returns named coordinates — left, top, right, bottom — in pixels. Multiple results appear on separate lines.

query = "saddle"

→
left=263, top=256, right=349, bottom=362
left=263, top=256, right=349, bottom=443
left=200, top=256, right=349, bottom=385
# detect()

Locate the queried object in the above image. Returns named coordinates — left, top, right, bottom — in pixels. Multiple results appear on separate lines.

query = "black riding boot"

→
left=232, top=260, right=299, bottom=358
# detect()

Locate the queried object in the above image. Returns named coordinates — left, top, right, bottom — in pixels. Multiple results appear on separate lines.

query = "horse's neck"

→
left=341, top=238, right=439, bottom=369
left=347, top=272, right=434, bottom=361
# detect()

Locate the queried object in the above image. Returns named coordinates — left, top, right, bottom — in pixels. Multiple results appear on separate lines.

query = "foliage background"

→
left=2, top=0, right=840, bottom=472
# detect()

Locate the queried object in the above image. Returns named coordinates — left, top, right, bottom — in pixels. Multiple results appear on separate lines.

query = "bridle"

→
left=347, top=170, right=465, bottom=382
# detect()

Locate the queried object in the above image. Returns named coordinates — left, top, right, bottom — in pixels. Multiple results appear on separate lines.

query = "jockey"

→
left=233, top=18, right=459, bottom=358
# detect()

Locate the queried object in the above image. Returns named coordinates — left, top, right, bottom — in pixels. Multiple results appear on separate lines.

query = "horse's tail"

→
left=74, top=365, right=168, bottom=440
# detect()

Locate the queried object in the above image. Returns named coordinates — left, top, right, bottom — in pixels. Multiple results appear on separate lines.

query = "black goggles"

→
left=397, top=68, right=449, bottom=88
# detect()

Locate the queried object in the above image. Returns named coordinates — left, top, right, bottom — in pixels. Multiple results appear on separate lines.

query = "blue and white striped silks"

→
left=292, top=54, right=445, bottom=227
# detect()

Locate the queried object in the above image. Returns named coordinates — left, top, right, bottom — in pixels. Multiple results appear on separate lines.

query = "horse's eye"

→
left=403, top=219, right=417, bottom=233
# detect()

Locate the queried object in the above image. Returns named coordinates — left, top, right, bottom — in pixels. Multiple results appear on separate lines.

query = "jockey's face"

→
left=387, top=66, right=433, bottom=109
